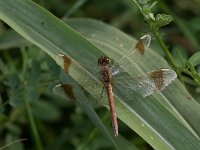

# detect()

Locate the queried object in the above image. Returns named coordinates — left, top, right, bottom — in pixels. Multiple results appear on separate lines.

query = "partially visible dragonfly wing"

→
left=136, top=34, right=151, bottom=54
left=114, top=75, right=156, bottom=97
left=54, top=53, right=106, bottom=103
left=111, top=34, right=151, bottom=76
left=53, top=84, right=75, bottom=101
left=114, top=69, right=177, bottom=97
left=137, top=69, right=177, bottom=97
left=55, top=54, right=72, bottom=73
left=148, top=69, right=177, bottom=91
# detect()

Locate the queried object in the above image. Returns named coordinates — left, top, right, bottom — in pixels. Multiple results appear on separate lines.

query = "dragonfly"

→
left=54, top=34, right=177, bottom=137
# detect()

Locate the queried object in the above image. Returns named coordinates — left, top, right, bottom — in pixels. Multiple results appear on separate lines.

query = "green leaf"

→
left=149, top=1, right=158, bottom=9
left=138, top=0, right=151, bottom=5
left=1, top=0, right=200, bottom=149
left=25, top=59, right=41, bottom=85
left=188, top=51, right=200, bottom=67
left=25, top=88, right=40, bottom=102
left=187, top=62, right=200, bottom=84
left=155, top=14, right=173, bottom=29
left=172, top=46, right=188, bottom=68
left=46, top=55, right=61, bottom=78
left=0, top=114, right=7, bottom=122
left=66, top=19, right=200, bottom=147
left=190, top=17, right=200, bottom=32
left=31, top=100, right=60, bottom=121
left=9, top=96, right=23, bottom=107
left=0, top=103, right=5, bottom=114
left=58, top=70, right=138, bottom=150
left=0, top=30, right=31, bottom=50
left=187, top=62, right=197, bottom=75
left=8, top=73, right=20, bottom=90
left=142, top=4, right=151, bottom=14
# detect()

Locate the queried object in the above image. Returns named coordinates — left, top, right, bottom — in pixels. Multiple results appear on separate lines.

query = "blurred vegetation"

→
left=0, top=0, right=200, bottom=149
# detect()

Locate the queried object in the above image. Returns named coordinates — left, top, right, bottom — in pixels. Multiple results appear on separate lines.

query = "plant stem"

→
left=149, top=22, right=177, bottom=68
left=132, top=0, right=177, bottom=68
left=24, top=99, right=43, bottom=150
left=20, top=47, right=28, bottom=79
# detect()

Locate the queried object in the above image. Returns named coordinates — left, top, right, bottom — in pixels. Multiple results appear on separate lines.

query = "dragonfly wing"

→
left=53, top=82, right=107, bottom=105
left=111, top=34, right=151, bottom=76
left=53, top=84, right=75, bottom=101
left=53, top=65, right=108, bottom=104
left=54, top=53, right=108, bottom=104
left=113, top=69, right=177, bottom=97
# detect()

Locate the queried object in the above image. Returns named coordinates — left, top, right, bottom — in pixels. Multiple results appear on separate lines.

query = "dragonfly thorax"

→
left=98, top=56, right=111, bottom=66
left=101, top=67, right=112, bottom=84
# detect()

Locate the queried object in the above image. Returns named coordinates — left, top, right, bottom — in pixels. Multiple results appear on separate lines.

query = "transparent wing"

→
left=111, top=34, right=151, bottom=76
left=53, top=82, right=108, bottom=105
left=53, top=84, right=75, bottom=101
left=113, top=69, right=177, bottom=98
left=54, top=53, right=109, bottom=104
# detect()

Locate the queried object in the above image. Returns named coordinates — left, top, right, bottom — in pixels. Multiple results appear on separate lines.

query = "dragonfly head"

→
left=98, top=56, right=111, bottom=66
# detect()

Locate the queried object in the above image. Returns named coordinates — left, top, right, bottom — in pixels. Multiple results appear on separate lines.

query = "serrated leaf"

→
left=155, top=14, right=173, bottom=29
left=188, top=51, right=200, bottom=67
left=142, top=4, right=151, bottom=14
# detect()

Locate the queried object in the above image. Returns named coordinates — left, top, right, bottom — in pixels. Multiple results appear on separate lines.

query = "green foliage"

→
left=0, top=0, right=200, bottom=150
left=188, top=51, right=200, bottom=67
left=132, top=0, right=200, bottom=86
left=154, top=14, right=173, bottom=29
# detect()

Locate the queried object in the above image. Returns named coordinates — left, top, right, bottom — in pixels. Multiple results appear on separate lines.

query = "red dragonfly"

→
left=54, top=34, right=177, bottom=137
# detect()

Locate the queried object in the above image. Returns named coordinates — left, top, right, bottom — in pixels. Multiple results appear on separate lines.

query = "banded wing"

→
left=111, top=34, right=151, bottom=76
left=113, top=69, right=177, bottom=98
left=53, top=63, right=107, bottom=104
left=54, top=53, right=105, bottom=101
left=53, top=76, right=106, bottom=104
left=53, top=84, right=75, bottom=101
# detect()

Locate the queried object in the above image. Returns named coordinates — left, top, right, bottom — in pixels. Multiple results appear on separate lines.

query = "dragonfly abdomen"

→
left=105, top=83, right=118, bottom=137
